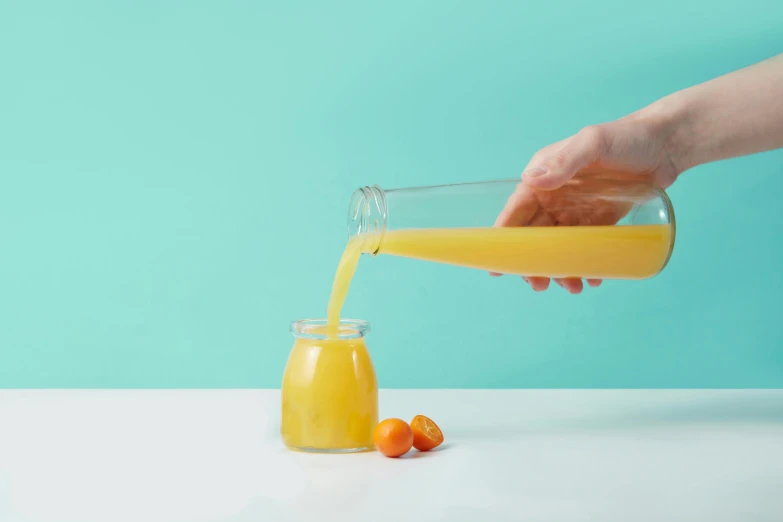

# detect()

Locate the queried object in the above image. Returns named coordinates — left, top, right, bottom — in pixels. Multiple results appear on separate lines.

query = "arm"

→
left=500, top=53, right=783, bottom=294
left=652, top=53, right=783, bottom=173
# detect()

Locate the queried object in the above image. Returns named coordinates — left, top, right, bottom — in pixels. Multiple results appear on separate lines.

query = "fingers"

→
left=554, top=278, right=584, bottom=294
left=523, top=126, right=608, bottom=191
left=553, top=278, right=603, bottom=293
left=494, top=185, right=539, bottom=228
left=498, top=127, right=611, bottom=288
left=522, top=276, right=602, bottom=293
left=528, top=209, right=556, bottom=227
left=523, top=276, right=551, bottom=292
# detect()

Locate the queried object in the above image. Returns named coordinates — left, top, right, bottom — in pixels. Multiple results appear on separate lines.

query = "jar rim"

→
left=290, top=319, right=370, bottom=340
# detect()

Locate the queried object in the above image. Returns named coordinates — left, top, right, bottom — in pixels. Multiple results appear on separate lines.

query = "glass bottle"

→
left=281, top=319, right=378, bottom=453
left=346, top=172, right=675, bottom=280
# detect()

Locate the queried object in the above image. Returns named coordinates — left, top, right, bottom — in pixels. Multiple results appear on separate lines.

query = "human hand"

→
left=495, top=113, right=681, bottom=294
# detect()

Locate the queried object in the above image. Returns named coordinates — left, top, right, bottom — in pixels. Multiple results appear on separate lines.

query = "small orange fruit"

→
left=373, top=418, right=414, bottom=458
left=410, top=415, right=444, bottom=451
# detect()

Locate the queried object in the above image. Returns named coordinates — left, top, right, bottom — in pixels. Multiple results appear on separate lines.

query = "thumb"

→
left=523, top=126, right=606, bottom=190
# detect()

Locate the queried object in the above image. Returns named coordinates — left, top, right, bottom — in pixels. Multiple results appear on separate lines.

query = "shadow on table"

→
left=400, top=443, right=454, bottom=459
left=449, top=393, right=783, bottom=441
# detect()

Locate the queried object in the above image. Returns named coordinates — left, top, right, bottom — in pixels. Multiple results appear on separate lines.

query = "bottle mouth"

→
left=290, top=319, right=370, bottom=340
left=347, top=186, right=386, bottom=255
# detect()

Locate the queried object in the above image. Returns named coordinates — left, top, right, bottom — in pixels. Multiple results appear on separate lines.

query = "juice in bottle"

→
left=345, top=178, right=675, bottom=281
left=281, top=319, right=377, bottom=453
left=375, top=224, right=672, bottom=279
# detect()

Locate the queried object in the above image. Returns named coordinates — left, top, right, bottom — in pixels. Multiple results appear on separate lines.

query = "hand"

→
left=495, top=112, right=681, bottom=294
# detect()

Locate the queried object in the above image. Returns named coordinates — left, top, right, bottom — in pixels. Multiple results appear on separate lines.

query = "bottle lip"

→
left=290, top=319, right=370, bottom=340
left=347, top=186, right=386, bottom=255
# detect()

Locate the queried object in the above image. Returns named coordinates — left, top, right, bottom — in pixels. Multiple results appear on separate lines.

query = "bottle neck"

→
left=347, top=185, right=387, bottom=255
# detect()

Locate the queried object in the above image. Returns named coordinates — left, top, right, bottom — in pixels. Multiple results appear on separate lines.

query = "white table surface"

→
left=0, top=390, right=781, bottom=522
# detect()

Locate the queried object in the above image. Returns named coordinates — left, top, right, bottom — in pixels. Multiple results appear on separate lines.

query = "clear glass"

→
left=281, top=319, right=378, bottom=453
left=347, top=172, right=676, bottom=280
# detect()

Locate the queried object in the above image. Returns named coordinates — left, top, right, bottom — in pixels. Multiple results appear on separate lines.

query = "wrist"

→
left=636, top=92, right=697, bottom=175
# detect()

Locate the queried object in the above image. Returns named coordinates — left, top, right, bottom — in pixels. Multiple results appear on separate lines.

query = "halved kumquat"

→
left=410, top=415, right=444, bottom=451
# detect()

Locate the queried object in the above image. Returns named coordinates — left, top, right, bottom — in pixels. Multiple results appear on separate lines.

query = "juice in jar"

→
left=281, top=319, right=377, bottom=452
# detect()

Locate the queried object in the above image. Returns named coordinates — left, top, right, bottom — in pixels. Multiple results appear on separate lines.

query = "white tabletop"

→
left=0, top=390, right=781, bottom=522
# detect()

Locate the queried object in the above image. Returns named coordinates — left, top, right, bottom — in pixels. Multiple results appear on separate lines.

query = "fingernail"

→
left=523, top=166, right=548, bottom=178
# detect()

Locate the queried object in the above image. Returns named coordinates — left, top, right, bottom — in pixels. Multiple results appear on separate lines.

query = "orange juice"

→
left=325, top=224, right=673, bottom=323
left=281, top=323, right=377, bottom=452
left=326, top=238, right=363, bottom=327
left=378, top=224, right=673, bottom=279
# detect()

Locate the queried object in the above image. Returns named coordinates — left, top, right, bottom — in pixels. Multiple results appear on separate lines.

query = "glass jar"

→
left=347, top=171, right=676, bottom=280
left=281, top=319, right=378, bottom=453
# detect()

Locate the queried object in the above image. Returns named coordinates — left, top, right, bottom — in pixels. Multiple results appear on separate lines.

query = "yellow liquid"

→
left=379, top=224, right=673, bottom=279
left=326, top=238, right=364, bottom=327
left=281, top=334, right=378, bottom=451
left=325, top=224, right=672, bottom=322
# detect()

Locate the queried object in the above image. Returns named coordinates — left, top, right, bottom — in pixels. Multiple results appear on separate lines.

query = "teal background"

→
left=1, top=1, right=782, bottom=388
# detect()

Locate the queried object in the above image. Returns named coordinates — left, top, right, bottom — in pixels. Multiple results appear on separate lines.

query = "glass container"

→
left=347, top=172, right=675, bottom=280
left=281, top=319, right=378, bottom=453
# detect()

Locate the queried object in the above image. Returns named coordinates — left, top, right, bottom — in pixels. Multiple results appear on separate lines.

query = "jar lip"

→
left=290, top=319, right=370, bottom=340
